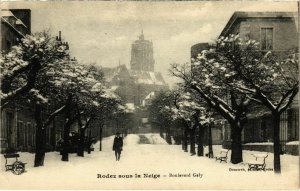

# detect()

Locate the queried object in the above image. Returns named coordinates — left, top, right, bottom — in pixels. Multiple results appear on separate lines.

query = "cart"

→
left=4, top=153, right=26, bottom=175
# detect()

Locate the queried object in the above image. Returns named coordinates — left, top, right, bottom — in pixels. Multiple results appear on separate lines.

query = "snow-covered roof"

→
left=102, top=65, right=168, bottom=88
left=126, top=103, right=135, bottom=109
left=286, top=141, right=299, bottom=146
left=130, top=70, right=166, bottom=86
left=101, top=88, right=119, bottom=99
left=125, top=103, right=135, bottom=113
left=16, top=19, right=27, bottom=28
left=243, top=142, right=273, bottom=145
left=102, top=64, right=129, bottom=83
left=144, top=91, right=155, bottom=100
left=110, top=85, right=119, bottom=91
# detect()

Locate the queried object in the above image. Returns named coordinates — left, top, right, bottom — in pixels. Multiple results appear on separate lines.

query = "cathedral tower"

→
left=130, top=31, right=155, bottom=71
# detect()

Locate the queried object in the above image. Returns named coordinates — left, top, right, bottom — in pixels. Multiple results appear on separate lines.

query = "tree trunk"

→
left=166, top=126, right=172, bottom=144
left=273, top=112, right=281, bottom=174
left=61, top=97, right=72, bottom=161
left=183, top=126, right=188, bottom=152
left=190, top=127, right=196, bottom=155
left=181, top=127, right=185, bottom=150
left=230, top=123, right=243, bottom=164
left=87, top=130, right=92, bottom=154
left=208, top=124, right=214, bottom=158
left=197, top=125, right=204, bottom=157
left=77, top=127, right=86, bottom=157
left=61, top=94, right=76, bottom=162
left=61, top=120, right=71, bottom=161
left=51, top=119, right=56, bottom=151
left=34, top=103, right=46, bottom=167
left=99, top=126, right=103, bottom=151
left=159, top=125, right=164, bottom=138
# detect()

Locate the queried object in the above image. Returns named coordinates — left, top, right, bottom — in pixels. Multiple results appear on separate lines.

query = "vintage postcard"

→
left=0, top=0, right=299, bottom=190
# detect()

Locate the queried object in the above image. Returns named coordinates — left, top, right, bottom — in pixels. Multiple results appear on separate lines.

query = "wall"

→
left=0, top=106, right=36, bottom=153
left=243, top=116, right=274, bottom=143
left=237, top=18, right=298, bottom=50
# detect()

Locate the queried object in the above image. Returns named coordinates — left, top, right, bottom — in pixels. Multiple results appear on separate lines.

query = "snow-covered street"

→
left=0, top=134, right=298, bottom=190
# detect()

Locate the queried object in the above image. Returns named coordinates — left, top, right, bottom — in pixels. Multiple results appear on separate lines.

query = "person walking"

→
left=113, top=132, right=123, bottom=161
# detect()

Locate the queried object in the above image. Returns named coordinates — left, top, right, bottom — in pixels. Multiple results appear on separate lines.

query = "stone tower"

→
left=130, top=31, right=155, bottom=71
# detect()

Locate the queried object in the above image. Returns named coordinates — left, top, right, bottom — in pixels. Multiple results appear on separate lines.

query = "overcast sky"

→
left=2, top=1, right=298, bottom=86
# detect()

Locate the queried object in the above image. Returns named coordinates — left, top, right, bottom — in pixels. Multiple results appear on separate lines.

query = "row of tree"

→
left=150, top=35, right=298, bottom=174
left=1, top=32, right=123, bottom=167
left=149, top=89, right=216, bottom=156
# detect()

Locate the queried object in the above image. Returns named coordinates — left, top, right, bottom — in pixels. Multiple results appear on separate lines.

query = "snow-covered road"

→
left=0, top=134, right=298, bottom=189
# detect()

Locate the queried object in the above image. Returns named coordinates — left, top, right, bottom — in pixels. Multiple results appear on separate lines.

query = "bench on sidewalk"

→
left=215, top=149, right=229, bottom=163
left=4, top=153, right=26, bottom=175
left=247, top=153, right=268, bottom=171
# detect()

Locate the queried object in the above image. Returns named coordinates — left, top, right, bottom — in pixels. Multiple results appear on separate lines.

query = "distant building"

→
left=191, top=43, right=210, bottom=60
left=219, top=11, right=299, bottom=155
left=102, top=32, right=169, bottom=133
left=103, top=32, right=168, bottom=107
left=130, top=30, right=155, bottom=72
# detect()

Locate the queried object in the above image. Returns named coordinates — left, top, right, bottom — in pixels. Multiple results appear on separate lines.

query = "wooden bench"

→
left=247, top=153, right=268, bottom=171
left=4, top=153, right=26, bottom=175
left=215, top=149, right=229, bottom=163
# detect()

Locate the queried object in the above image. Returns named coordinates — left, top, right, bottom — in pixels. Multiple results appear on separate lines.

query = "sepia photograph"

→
left=0, top=1, right=299, bottom=190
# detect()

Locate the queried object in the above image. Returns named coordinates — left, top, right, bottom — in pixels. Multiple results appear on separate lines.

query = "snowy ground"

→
left=0, top=134, right=298, bottom=190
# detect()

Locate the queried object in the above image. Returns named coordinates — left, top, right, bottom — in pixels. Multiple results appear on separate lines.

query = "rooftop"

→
left=1, top=10, right=14, bottom=17
left=220, top=11, right=298, bottom=37
left=130, top=70, right=166, bottom=86
left=102, top=64, right=167, bottom=86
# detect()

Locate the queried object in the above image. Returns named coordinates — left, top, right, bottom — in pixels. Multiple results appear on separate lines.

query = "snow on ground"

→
left=141, top=133, right=168, bottom=145
left=286, top=141, right=299, bottom=145
left=244, top=142, right=273, bottom=145
left=0, top=134, right=298, bottom=190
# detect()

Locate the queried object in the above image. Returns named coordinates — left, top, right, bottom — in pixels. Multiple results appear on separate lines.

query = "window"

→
left=261, top=27, right=273, bottom=50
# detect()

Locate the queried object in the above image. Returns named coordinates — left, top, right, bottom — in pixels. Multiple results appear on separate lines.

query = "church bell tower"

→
left=130, top=31, right=155, bottom=71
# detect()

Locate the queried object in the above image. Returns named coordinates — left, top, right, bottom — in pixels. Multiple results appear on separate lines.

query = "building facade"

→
left=219, top=12, right=299, bottom=155
left=219, top=12, right=298, bottom=51
left=1, top=9, right=33, bottom=153
left=0, top=11, right=70, bottom=153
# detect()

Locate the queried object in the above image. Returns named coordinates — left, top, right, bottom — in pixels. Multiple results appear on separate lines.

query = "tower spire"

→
left=139, top=29, right=144, bottom=40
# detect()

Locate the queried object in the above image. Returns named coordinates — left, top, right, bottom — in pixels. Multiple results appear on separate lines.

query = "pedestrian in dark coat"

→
left=113, top=132, right=123, bottom=161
